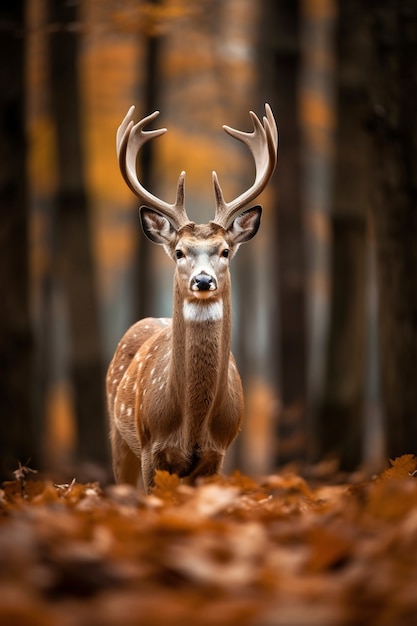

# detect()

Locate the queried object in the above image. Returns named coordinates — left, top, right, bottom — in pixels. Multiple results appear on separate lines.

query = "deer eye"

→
left=175, top=249, right=184, bottom=260
left=222, top=249, right=230, bottom=258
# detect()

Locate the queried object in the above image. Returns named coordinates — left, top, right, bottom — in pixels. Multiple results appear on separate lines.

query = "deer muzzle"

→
left=190, top=272, right=217, bottom=292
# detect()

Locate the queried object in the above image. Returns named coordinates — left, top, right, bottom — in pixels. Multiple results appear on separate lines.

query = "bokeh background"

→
left=1, top=0, right=416, bottom=481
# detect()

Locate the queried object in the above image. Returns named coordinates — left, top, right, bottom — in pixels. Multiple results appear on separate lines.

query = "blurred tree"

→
left=259, top=0, right=308, bottom=465
left=135, top=0, right=161, bottom=321
left=317, top=0, right=371, bottom=469
left=0, top=0, right=38, bottom=479
left=299, top=0, right=335, bottom=465
left=46, top=0, right=108, bottom=467
left=368, top=1, right=417, bottom=459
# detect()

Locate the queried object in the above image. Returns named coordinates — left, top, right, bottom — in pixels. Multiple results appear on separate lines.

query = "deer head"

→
left=108, top=105, right=278, bottom=492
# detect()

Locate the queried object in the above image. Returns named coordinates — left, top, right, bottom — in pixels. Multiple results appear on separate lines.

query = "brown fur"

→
left=107, top=269, right=243, bottom=492
left=107, top=211, right=264, bottom=493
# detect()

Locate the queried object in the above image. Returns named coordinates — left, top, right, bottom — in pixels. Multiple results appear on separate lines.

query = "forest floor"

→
left=1, top=456, right=417, bottom=626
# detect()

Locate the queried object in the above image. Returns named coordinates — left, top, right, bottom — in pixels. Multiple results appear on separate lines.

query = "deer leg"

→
left=141, top=445, right=192, bottom=493
left=140, top=447, right=157, bottom=493
left=187, top=449, right=225, bottom=483
left=110, top=425, right=142, bottom=487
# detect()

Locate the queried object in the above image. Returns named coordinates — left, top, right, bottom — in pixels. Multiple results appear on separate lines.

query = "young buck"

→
left=107, top=104, right=278, bottom=492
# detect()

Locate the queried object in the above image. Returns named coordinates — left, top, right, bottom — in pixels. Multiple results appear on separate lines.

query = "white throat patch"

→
left=183, top=299, right=223, bottom=323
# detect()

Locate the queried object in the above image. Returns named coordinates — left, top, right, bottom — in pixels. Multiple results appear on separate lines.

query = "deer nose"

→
left=191, top=273, right=216, bottom=292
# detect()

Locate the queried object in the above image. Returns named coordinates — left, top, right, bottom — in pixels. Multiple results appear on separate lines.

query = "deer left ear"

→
left=227, top=205, right=262, bottom=245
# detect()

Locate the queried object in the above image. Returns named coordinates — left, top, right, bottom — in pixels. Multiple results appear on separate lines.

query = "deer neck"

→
left=169, top=277, right=232, bottom=426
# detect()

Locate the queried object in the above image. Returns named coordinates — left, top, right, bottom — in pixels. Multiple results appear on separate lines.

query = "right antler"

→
left=116, top=106, right=191, bottom=230
left=212, top=104, right=278, bottom=229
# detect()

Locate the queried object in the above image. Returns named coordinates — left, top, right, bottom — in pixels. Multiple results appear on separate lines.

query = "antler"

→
left=212, top=104, right=278, bottom=229
left=116, top=106, right=191, bottom=229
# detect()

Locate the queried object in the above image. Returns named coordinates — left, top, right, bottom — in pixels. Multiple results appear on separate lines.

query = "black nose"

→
left=194, top=274, right=214, bottom=291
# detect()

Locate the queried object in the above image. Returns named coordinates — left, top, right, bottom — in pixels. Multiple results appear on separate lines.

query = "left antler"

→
left=212, top=104, right=278, bottom=229
left=116, top=106, right=191, bottom=230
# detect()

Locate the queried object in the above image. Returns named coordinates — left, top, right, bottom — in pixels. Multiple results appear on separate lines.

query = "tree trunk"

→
left=47, top=0, right=108, bottom=467
left=259, top=0, right=307, bottom=465
left=135, top=0, right=161, bottom=321
left=368, top=1, right=417, bottom=459
left=317, top=0, right=371, bottom=469
left=0, top=1, right=37, bottom=478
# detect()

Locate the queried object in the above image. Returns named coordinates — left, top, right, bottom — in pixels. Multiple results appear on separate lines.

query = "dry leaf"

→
left=379, top=454, right=417, bottom=482
left=2, top=459, right=417, bottom=625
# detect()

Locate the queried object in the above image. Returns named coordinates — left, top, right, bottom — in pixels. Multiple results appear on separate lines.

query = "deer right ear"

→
left=140, top=206, right=177, bottom=245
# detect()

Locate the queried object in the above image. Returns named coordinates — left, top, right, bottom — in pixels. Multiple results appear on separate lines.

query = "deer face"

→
left=140, top=206, right=262, bottom=304
left=174, top=227, right=230, bottom=301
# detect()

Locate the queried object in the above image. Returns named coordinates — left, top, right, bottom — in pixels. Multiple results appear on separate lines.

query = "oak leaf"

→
left=379, top=454, right=417, bottom=482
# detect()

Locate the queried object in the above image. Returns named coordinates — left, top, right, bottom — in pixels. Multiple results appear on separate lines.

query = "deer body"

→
left=107, top=105, right=278, bottom=492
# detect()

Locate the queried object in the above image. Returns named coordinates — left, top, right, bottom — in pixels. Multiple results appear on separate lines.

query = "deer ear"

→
left=227, top=205, right=262, bottom=245
left=140, top=206, right=177, bottom=245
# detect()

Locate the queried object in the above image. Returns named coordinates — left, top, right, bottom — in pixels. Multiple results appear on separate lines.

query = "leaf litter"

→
left=1, top=456, right=417, bottom=625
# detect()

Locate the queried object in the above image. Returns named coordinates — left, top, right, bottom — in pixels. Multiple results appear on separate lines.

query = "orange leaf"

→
left=152, top=470, right=181, bottom=502
left=379, top=454, right=417, bottom=482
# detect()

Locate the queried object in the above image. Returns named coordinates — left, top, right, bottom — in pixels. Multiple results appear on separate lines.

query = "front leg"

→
left=110, top=422, right=142, bottom=487
left=187, top=449, right=225, bottom=483
left=140, top=445, right=192, bottom=493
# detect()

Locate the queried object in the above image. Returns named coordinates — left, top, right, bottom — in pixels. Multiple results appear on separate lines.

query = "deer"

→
left=106, top=104, right=278, bottom=493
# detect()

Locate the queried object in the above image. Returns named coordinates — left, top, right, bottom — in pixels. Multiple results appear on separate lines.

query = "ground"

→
left=1, top=456, right=417, bottom=626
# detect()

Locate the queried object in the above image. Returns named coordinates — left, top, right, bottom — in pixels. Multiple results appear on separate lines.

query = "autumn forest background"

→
left=1, top=0, right=416, bottom=483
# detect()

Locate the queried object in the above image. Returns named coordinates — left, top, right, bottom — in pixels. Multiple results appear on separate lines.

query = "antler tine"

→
left=212, top=104, right=278, bottom=229
left=264, top=103, right=279, bottom=153
left=117, top=106, right=191, bottom=229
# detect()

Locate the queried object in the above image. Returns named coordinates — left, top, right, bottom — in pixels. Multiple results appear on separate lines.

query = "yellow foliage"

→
left=27, top=116, right=57, bottom=196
